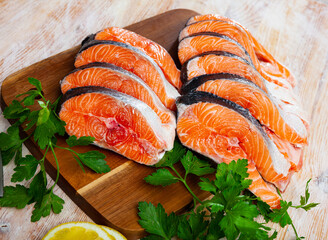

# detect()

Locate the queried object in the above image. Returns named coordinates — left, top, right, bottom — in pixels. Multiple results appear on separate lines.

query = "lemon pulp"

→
left=49, top=226, right=106, bottom=240
left=42, top=222, right=115, bottom=240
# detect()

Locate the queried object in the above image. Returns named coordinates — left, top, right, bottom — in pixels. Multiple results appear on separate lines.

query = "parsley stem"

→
left=39, top=92, right=47, bottom=104
left=170, top=165, right=203, bottom=204
left=54, top=144, right=85, bottom=172
left=49, top=143, right=60, bottom=188
left=181, top=179, right=203, bottom=204
left=21, top=134, right=32, bottom=143
left=169, top=165, right=183, bottom=179
left=39, top=144, right=50, bottom=185
left=40, top=144, right=50, bottom=162
left=20, top=129, right=35, bottom=143
left=291, top=222, right=301, bottom=239
left=193, top=198, right=197, bottom=210
left=54, top=144, right=76, bottom=154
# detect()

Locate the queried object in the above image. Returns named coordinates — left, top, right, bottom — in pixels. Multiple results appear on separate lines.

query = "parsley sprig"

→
left=139, top=141, right=319, bottom=240
left=0, top=78, right=110, bottom=221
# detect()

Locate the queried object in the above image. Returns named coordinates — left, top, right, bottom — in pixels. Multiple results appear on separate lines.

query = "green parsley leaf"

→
left=270, top=200, right=292, bottom=227
left=3, top=100, right=30, bottom=119
left=13, top=144, right=23, bottom=165
left=34, top=120, right=55, bottom=149
left=232, top=201, right=259, bottom=219
left=234, top=217, right=273, bottom=240
left=198, top=177, right=217, bottom=194
left=144, top=168, right=179, bottom=187
left=66, top=135, right=95, bottom=147
left=300, top=181, right=311, bottom=205
left=24, top=110, right=39, bottom=131
left=214, top=159, right=252, bottom=193
left=268, top=231, right=278, bottom=240
left=1, top=144, right=22, bottom=166
left=206, top=213, right=225, bottom=240
left=24, top=92, right=39, bottom=106
left=49, top=111, right=66, bottom=136
left=226, top=159, right=250, bottom=179
left=298, top=202, right=320, bottom=211
left=49, top=95, right=62, bottom=111
left=219, top=213, right=239, bottom=240
left=219, top=200, right=272, bottom=240
left=31, top=191, right=65, bottom=222
left=155, top=141, right=186, bottom=167
left=1, top=149, right=15, bottom=165
left=0, top=185, right=32, bottom=209
left=37, top=101, right=50, bottom=125
left=34, top=110, right=65, bottom=149
left=138, top=201, right=178, bottom=240
left=201, top=197, right=224, bottom=213
left=292, top=179, right=319, bottom=211
left=76, top=151, right=110, bottom=173
left=71, top=155, right=84, bottom=173
left=0, top=126, right=21, bottom=151
left=181, top=151, right=215, bottom=177
left=28, top=77, right=42, bottom=93
left=256, top=199, right=272, bottom=222
left=11, top=155, right=39, bottom=182
left=0, top=125, right=23, bottom=166
left=177, top=212, right=208, bottom=240
left=16, top=90, right=40, bottom=106
left=28, top=171, right=47, bottom=206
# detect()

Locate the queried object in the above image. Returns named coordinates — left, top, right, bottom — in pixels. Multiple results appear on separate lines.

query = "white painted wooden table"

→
left=0, top=0, right=327, bottom=239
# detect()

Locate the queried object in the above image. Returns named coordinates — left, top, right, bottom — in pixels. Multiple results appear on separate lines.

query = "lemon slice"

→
left=100, top=226, right=127, bottom=240
left=42, top=222, right=114, bottom=240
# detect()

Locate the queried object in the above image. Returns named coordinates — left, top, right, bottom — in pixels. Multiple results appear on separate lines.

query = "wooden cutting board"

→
left=0, top=9, right=204, bottom=239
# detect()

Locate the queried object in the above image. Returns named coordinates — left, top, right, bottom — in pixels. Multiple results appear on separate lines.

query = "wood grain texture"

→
left=0, top=0, right=327, bottom=239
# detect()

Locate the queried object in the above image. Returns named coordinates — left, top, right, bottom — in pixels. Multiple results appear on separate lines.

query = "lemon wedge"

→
left=42, top=222, right=125, bottom=240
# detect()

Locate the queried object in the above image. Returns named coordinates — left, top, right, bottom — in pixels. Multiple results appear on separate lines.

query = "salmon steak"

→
left=180, top=74, right=307, bottom=146
left=181, top=52, right=267, bottom=91
left=82, top=27, right=182, bottom=89
left=176, top=92, right=284, bottom=207
left=176, top=91, right=291, bottom=191
left=186, top=14, right=295, bottom=87
left=75, top=40, right=180, bottom=111
left=59, top=86, right=174, bottom=165
left=60, top=62, right=176, bottom=132
left=179, top=19, right=293, bottom=89
left=178, top=33, right=252, bottom=65
left=181, top=52, right=308, bottom=128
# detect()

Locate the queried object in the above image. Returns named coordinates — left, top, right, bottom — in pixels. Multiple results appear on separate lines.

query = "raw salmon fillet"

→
left=178, top=34, right=252, bottom=65
left=186, top=14, right=295, bottom=87
left=181, top=52, right=309, bottom=130
left=176, top=92, right=283, bottom=207
left=75, top=40, right=180, bottom=111
left=60, top=62, right=176, bottom=133
left=181, top=52, right=267, bottom=91
left=179, top=20, right=293, bottom=89
left=264, top=128, right=303, bottom=172
left=177, top=91, right=291, bottom=191
left=59, top=87, right=175, bottom=165
left=181, top=74, right=307, bottom=146
left=247, top=161, right=281, bottom=208
left=83, top=27, right=182, bottom=89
